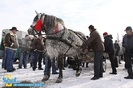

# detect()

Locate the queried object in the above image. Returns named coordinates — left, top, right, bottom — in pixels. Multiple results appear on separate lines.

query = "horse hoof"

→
left=56, top=78, right=62, bottom=83
left=42, top=75, right=49, bottom=82
left=76, top=73, right=80, bottom=77
left=76, top=71, right=81, bottom=77
left=76, top=66, right=82, bottom=77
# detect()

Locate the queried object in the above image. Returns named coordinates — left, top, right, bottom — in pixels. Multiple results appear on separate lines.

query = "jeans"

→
left=2, top=51, right=6, bottom=68
left=19, top=51, right=29, bottom=68
left=5, top=48, right=15, bottom=71
left=44, top=53, right=57, bottom=75
left=33, top=51, right=43, bottom=69
left=44, top=53, right=50, bottom=75
left=29, top=51, right=34, bottom=67
left=94, top=51, right=103, bottom=77
left=52, top=57, right=57, bottom=73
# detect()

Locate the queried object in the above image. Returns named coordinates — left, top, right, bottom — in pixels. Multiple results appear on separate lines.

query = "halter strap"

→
left=54, top=23, right=59, bottom=33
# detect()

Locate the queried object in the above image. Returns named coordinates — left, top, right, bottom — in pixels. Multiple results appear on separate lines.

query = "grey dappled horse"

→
left=28, top=12, right=87, bottom=83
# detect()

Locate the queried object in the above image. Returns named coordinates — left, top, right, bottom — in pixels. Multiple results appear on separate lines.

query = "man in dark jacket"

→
left=5, top=27, right=19, bottom=72
left=114, top=40, right=120, bottom=66
left=103, top=32, right=117, bottom=74
left=29, top=36, right=37, bottom=67
left=32, top=34, right=44, bottom=71
left=122, top=26, right=133, bottom=79
left=81, top=25, right=104, bottom=80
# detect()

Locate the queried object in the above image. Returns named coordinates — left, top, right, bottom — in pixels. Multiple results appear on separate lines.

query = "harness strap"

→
left=41, top=14, right=46, bottom=31
left=54, top=23, right=59, bottom=33
left=64, top=40, right=73, bottom=55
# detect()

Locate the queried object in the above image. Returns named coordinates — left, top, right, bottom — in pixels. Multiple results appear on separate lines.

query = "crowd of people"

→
left=1, top=25, right=133, bottom=81
left=81, top=25, right=133, bottom=80
left=1, top=27, right=59, bottom=74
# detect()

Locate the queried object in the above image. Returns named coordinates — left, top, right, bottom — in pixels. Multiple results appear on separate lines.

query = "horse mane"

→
left=56, top=17, right=64, bottom=26
left=44, top=14, right=65, bottom=31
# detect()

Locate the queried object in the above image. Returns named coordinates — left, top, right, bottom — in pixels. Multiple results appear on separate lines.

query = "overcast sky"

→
left=0, top=0, right=133, bottom=41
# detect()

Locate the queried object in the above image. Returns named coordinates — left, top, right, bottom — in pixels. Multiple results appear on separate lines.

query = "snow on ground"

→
left=0, top=59, right=133, bottom=88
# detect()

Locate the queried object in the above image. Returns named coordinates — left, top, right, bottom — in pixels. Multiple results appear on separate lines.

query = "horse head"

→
left=28, top=11, right=65, bottom=36
left=28, top=11, right=45, bottom=35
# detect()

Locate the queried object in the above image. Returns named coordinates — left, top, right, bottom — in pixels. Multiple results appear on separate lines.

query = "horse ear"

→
left=35, top=11, right=38, bottom=14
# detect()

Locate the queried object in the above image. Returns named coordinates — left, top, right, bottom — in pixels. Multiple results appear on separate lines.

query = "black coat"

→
left=123, top=34, right=133, bottom=53
left=114, top=43, right=120, bottom=56
left=104, top=35, right=114, bottom=54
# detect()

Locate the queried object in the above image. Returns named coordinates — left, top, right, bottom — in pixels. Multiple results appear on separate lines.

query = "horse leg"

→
left=42, top=56, right=51, bottom=81
left=75, top=55, right=82, bottom=77
left=56, top=55, right=63, bottom=83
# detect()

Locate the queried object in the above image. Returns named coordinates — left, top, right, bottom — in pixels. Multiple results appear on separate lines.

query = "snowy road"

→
left=0, top=59, right=133, bottom=88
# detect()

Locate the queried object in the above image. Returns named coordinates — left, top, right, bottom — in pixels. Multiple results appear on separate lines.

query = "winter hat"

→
left=125, top=26, right=132, bottom=31
left=89, top=25, right=94, bottom=29
left=103, top=32, right=108, bottom=35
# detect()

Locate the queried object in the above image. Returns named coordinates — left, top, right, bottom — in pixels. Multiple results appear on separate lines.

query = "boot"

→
left=124, top=68, right=133, bottom=79
left=91, top=77, right=99, bottom=80
left=124, top=76, right=133, bottom=79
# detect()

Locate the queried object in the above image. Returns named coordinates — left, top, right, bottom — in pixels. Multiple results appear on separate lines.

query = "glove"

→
left=10, top=43, right=14, bottom=47
left=34, top=49, right=37, bottom=51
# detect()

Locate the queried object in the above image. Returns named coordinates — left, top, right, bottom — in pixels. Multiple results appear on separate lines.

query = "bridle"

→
left=31, top=13, right=65, bottom=36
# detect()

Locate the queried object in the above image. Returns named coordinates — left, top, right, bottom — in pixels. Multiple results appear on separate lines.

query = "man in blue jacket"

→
left=103, top=32, right=117, bottom=74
